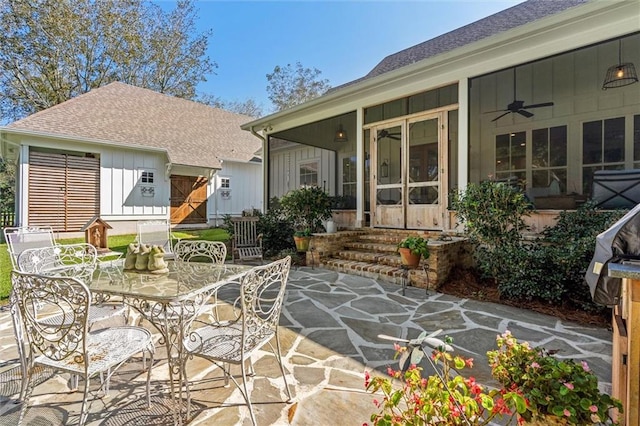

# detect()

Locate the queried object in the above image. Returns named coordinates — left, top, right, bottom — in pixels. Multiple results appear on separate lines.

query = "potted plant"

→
left=280, top=186, right=333, bottom=251
left=397, top=235, right=429, bottom=268
left=293, top=228, right=312, bottom=252
left=488, top=331, right=622, bottom=425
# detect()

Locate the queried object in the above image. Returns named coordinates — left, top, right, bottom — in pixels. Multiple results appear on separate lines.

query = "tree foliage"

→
left=266, top=62, right=331, bottom=112
left=0, top=158, right=15, bottom=212
left=0, top=0, right=215, bottom=121
left=197, top=94, right=265, bottom=118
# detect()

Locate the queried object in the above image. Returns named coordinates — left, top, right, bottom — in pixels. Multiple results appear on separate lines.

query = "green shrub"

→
left=258, top=198, right=295, bottom=257
left=280, top=186, right=333, bottom=233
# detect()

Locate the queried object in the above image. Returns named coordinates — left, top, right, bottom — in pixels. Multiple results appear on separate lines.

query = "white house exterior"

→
left=0, top=82, right=263, bottom=234
left=242, top=0, right=640, bottom=232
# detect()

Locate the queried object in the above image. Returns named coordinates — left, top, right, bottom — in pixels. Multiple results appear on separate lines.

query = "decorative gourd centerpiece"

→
left=397, top=235, right=430, bottom=268
left=124, top=243, right=168, bottom=273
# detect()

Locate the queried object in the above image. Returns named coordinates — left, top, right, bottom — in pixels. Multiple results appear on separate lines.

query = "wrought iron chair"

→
left=230, top=216, right=263, bottom=264
left=174, top=240, right=227, bottom=264
left=4, top=226, right=56, bottom=270
left=182, top=256, right=292, bottom=425
left=136, top=220, right=177, bottom=259
left=10, top=271, right=155, bottom=426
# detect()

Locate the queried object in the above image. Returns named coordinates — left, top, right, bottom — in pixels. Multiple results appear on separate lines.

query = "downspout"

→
left=250, top=126, right=268, bottom=213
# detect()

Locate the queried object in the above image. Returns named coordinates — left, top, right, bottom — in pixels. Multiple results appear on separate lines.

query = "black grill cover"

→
left=586, top=203, right=640, bottom=306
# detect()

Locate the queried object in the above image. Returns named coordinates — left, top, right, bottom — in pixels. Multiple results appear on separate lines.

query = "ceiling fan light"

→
left=603, top=63, right=638, bottom=89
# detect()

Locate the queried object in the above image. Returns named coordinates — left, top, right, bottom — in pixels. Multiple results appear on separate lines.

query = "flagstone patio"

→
left=0, top=267, right=613, bottom=425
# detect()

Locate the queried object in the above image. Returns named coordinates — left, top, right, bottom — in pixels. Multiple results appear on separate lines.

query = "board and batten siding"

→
left=211, top=161, right=262, bottom=223
left=269, top=146, right=336, bottom=199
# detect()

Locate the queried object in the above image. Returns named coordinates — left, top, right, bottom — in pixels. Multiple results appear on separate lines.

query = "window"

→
left=532, top=125, right=567, bottom=191
left=633, top=115, right=640, bottom=168
left=582, top=117, right=625, bottom=194
left=299, top=161, right=318, bottom=187
left=495, top=131, right=526, bottom=185
left=220, top=177, right=230, bottom=188
left=141, top=171, right=154, bottom=184
left=364, top=84, right=458, bottom=124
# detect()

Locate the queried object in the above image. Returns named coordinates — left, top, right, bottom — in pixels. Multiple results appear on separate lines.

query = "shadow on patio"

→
left=0, top=267, right=612, bottom=425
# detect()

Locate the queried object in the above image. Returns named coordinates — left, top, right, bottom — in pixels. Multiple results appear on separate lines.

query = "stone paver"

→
left=0, top=266, right=613, bottom=425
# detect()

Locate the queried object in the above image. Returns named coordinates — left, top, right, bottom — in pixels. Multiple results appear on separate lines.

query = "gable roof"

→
left=331, top=0, right=587, bottom=91
left=7, top=82, right=261, bottom=169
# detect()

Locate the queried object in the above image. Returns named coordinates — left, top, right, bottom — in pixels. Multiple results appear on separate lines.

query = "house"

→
left=242, top=0, right=640, bottom=233
left=0, top=82, right=263, bottom=234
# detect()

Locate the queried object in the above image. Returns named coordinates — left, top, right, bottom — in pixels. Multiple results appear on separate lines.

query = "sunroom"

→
left=242, top=1, right=640, bottom=233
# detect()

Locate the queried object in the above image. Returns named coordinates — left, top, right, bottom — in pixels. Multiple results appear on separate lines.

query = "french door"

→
left=371, top=112, right=446, bottom=230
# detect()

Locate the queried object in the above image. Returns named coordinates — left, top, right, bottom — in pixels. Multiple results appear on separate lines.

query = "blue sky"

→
left=159, top=1, right=525, bottom=113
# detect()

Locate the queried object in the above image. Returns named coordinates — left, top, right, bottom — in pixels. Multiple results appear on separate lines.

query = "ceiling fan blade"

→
left=522, top=102, right=554, bottom=109
left=517, top=109, right=534, bottom=118
left=491, top=111, right=511, bottom=122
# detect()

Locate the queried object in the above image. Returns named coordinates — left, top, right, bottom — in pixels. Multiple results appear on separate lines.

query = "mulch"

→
left=437, top=268, right=611, bottom=329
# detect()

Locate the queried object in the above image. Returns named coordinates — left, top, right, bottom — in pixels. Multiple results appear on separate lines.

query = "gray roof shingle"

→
left=7, top=82, right=261, bottom=169
left=331, top=0, right=588, bottom=91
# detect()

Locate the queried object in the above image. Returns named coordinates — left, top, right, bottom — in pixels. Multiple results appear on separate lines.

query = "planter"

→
left=294, top=236, right=311, bottom=252
left=398, top=247, right=421, bottom=268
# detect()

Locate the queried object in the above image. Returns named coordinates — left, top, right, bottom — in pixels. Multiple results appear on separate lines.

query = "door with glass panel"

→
left=372, top=122, right=405, bottom=228
left=371, top=114, right=445, bottom=229
left=406, top=114, right=444, bottom=229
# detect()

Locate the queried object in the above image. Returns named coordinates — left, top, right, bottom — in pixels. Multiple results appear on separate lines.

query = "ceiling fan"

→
left=377, top=129, right=401, bottom=140
left=491, top=68, right=554, bottom=122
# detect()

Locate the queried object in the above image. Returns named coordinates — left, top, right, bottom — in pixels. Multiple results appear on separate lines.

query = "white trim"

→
left=458, top=79, right=469, bottom=192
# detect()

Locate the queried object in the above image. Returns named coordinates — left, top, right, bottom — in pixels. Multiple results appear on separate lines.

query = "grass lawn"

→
left=0, top=228, right=229, bottom=302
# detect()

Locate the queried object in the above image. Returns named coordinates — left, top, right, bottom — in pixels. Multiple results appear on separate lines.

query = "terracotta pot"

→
left=294, top=236, right=311, bottom=252
left=398, top=247, right=421, bottom=268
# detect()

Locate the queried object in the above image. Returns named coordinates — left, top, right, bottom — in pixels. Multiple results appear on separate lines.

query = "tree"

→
left=266, top=62, right=331, bottom=112
left=0, top=0, right=215, bottom=121
left=0, top=158, right=16, bottom=213
left=197, top=94, right=265, bottom=118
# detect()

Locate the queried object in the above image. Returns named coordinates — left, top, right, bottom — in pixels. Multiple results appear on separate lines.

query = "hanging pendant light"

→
left=602, top=38, right=638, bottom=90
left=334, top=124, right=348, bottom=142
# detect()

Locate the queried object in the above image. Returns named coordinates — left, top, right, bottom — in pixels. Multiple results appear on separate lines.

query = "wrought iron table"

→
left=90, top=260, right=254, bottom=425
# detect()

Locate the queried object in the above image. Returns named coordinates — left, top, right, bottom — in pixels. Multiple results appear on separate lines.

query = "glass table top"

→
left=90, top=261, right=253, bottom=302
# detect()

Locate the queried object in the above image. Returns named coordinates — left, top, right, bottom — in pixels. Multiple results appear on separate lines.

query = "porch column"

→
left=355, top=107, right=365, bottom=228
left=458, top=78, right=469, bottom=191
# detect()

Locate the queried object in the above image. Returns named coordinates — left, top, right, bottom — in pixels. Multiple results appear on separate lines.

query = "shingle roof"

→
left=7, top=82, right=262, bottom=169
left=331, top=0, right=588, bottom=91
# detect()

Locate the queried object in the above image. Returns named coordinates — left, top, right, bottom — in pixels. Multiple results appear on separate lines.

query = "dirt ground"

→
left=438, top=268, right=611, bottom=329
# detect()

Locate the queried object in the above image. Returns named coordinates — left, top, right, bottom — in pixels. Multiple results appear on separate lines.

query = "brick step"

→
left=356, top=233, right=405, bottom=244
left=343, top=241, right=398, bottom=253
left=337, top=250, right=402, bottom=267
left=322, top=258, right=434, bottom=289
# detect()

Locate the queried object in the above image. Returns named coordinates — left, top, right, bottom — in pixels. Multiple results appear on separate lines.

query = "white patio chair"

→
left=174, top=240, right=227, bottom=264
left=10, top=271, right=155, bottom=426
left=4, top=226, right=56, bottom=270
left=136, top=220, right=177, bottom=259
left=182, top=256, right=292, bottom=425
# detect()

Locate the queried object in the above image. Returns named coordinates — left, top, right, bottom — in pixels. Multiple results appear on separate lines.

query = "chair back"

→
left=240, top=256, right=291, bottom=335
left=17, top=243, right=98, bottom=284
left=4, top=226, right=56, bottom=269
left=11, top=271, right=90, bottom=364
left=231, top=217, right=260, bottom=249
left=137, top=220, right=174, bottom=254
left=174, top=240, right=227, bottom=264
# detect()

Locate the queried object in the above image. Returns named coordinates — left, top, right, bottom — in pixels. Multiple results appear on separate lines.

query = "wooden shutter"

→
left=29, top=151, right=100, bottom=231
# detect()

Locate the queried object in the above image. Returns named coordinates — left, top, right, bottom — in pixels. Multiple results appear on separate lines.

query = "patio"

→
left=0, top=266, right=613, bottom=425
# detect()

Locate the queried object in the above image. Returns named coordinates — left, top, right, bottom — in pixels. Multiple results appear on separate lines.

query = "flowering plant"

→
left=365, top=330, right=526, bottom=425
left=487, top=331, right=622, bottom=425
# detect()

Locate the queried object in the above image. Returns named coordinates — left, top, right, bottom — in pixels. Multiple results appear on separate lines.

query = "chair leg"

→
left=18, top=364, right=36, bottom=425
left=239, top=358, right=257, bottom=426
left=145, top=348, right=154, bottom=408
left=79, top=376, right=91, bottom=426
left=275, top=332, right=292, bottom=402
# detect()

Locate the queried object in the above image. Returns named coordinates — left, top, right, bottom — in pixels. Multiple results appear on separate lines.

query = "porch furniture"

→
left=4, top=226, right=56, bottom=270
left=182, top=256, right=292, bottom=425
left=230, top=216, right=263, bottom=264
left=89, top=260, right=254, bottom=425
left=592, top=169, right=640, bottom=209
left=10, top=271, right=155, bottom=426
left=174, top=240, right=227, bottom=264
left=136, top=220, right=177, bottom=259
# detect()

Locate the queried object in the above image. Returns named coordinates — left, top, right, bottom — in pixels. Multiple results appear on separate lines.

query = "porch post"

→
left=457, top=78, right=469, bottom=191
left=356, top=107, right=365, bottom=228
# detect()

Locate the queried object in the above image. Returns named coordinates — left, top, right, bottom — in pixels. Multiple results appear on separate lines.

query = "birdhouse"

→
left=82, top=216, right=112, bottom=253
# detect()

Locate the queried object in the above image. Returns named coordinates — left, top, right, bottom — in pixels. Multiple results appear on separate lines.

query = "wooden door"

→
left=170, top=175, right=208, bottom=224
left=372, top=122, right=405, bottom=228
